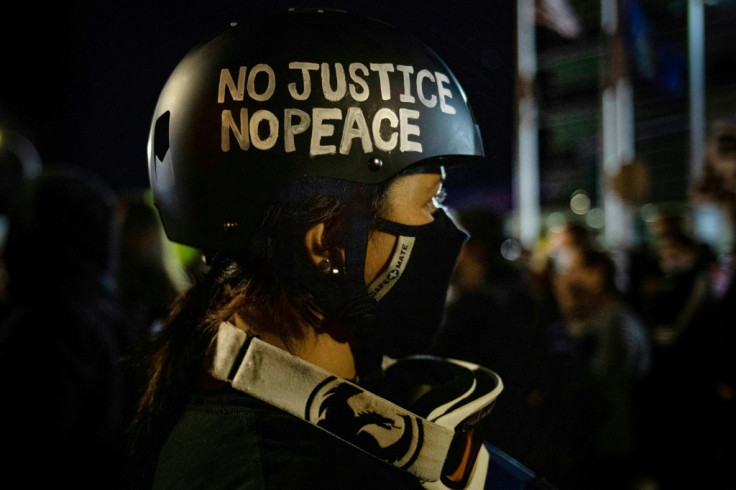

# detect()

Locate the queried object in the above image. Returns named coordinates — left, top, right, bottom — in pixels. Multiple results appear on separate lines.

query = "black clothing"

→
left=153, top=387, right=424, bottom=489
left=0, top=289, right=126, bottom=487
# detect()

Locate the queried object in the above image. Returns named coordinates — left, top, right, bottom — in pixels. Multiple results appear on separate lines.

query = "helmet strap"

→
left=339, top=183, right=383, bottom=384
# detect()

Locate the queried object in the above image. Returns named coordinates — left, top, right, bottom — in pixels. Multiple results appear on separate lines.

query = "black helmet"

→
left=148, top=8, right=484, bottom=251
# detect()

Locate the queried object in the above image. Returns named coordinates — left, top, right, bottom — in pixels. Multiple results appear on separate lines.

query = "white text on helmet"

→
left=218, top=63, right=456, bottom=114
left=217, top=62, right=459, bottom=156
left=220, top=106, right=422, bottom=155
left=218, top=65, right=276, bottom=102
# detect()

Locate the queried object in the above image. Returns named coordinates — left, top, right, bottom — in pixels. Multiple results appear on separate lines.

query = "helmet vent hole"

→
left=153, top=111, right=171, bottom=163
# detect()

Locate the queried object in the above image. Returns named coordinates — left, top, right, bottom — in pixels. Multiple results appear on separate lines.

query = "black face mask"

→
left=367, top=208, right=467, bottom=359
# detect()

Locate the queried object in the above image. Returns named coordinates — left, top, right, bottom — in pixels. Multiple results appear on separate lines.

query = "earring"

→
left=318, top=258, right=331, bottom=272
left=318, top=257, right=343, bottom=275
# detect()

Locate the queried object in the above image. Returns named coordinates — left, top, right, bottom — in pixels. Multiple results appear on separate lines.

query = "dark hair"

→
left=128, top=176, right=391, bottom=480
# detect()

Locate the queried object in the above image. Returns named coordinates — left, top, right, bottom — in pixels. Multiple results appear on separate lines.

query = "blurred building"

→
left=515, top=0, right=736, bottom=255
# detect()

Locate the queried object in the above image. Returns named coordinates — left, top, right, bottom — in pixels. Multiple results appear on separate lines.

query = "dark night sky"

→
left=1, top=1, right=515, bottom=209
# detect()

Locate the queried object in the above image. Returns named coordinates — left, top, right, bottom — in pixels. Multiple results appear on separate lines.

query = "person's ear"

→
left=304, top=222, right=346, bottom=274
left=304, top=222, right=327, bottom=267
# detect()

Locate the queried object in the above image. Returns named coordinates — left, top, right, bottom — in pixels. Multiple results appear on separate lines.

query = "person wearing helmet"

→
left=130, top=9, right=501, bottom=489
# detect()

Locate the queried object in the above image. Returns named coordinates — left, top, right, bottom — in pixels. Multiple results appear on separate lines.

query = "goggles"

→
left=210, top=322, right=503, bottom=488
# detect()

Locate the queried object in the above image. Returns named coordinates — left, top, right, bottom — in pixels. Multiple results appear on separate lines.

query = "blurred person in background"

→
left=115, top=190, right=182, bottom=460
left=690, top=116, right=736, bottom=489
left=624, top=210, right=681, bottom=316
left=526, top=220, right=597, bottom=333
left=0, top=164, right=127, bottom=488
left=504, top=221, right=650, bottom=490
left=548, top=243, right=651, bottom=490
left=645, top=228, right=714, bottom=346
left=631, top=211, right=716, bottom=344
left=633, top=224, right=718, bottom=488
left=116, top=191, right=180, bottom=345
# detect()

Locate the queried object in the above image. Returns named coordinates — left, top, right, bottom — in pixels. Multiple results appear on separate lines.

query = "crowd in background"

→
left=0, top=134, right=734, bottom=489
left=435, top=205, right=735, bottom=490
left=431, top=117, right=736, bottom=489
left=0, top=161, right=185, bottom=488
